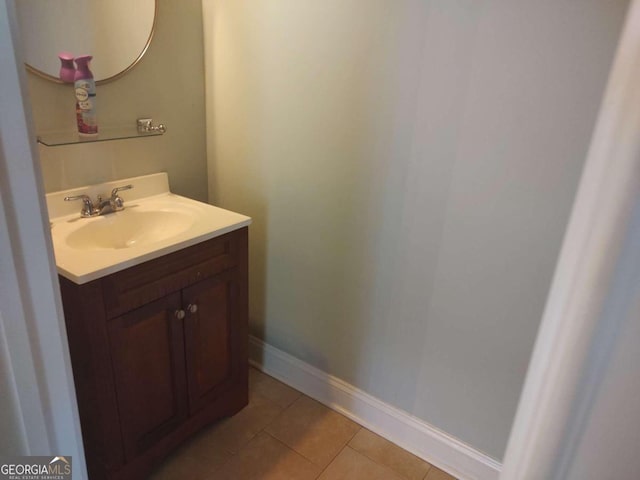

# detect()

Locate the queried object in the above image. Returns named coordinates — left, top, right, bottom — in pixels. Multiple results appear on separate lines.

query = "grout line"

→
left=258, top=395, right=323, bottom=468
left=351, top=443, right=434, bottom=480
left=313, top=442, right=348, bottom=480
left=258, top=386, right=363, bottom=475
left=312, top=423, right=363, bottom=479
left=258, top=368, right=445, bottom=480
left=260, top=410, right=283, bottom=437
left=345, top=444, right=411, bottom=480
left=348, top=428, right=435, bottom=480
left=252, top=368, right=449, bottom=480
left=262, top=429, right=322, bottom=470
left=250, top=347, right=476, bottom=479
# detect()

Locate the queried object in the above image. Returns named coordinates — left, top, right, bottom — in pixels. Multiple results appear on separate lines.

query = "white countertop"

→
left=47, top=173, right=251, bottom=284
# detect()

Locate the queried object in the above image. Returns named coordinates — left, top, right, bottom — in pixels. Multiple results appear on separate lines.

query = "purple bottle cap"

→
left=58, top=52, right=75, bottom=83
left=74, top=55, right=93, bottom=66
left=74, top=55, right=94, bottom=81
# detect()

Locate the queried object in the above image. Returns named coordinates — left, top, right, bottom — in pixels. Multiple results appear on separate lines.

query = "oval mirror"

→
left=15, top=0, right=157, bottom=85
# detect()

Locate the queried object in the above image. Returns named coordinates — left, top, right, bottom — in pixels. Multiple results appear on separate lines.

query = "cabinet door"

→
left=183, top=270, right=244, bottom=414
left=108, top=292, right=188, bottom=460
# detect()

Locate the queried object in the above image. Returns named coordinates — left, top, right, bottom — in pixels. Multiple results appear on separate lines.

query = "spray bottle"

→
left=74, top=55, right=98, bottom=136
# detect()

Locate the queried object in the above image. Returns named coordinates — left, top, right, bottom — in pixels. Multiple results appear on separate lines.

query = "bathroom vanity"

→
left=47, top=174, right=250, bottom=479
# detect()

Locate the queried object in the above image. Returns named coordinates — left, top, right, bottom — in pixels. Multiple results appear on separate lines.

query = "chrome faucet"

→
left=97, top=185, right=134, bottom=215
left=64, top=184, right=134, bottom=218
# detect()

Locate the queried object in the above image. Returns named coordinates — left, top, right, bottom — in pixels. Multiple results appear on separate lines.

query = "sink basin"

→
left=47, top=173, right=252, bottom=284
left=65, top=209, right=195, bottom=251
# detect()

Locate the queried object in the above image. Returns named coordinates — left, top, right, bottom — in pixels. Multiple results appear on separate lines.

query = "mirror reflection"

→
left=16, top=0, right=156, bottom=83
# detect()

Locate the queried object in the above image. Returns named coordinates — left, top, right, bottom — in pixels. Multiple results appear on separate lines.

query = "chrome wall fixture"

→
left=137, top=118, right=167, bottom=134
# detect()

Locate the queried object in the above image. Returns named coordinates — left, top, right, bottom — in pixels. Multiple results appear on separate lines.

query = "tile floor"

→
left=150, top=368, right=458, bottom=480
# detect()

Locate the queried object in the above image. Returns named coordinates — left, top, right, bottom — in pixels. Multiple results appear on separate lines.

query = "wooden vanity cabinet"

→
left=59, top=227, right=248, bottom=480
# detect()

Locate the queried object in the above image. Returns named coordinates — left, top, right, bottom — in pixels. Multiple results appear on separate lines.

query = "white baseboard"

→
left=249, top=336, right=501, bottom=480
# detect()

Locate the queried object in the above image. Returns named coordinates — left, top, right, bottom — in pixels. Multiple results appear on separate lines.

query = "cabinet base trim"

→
left=248, top=335, right=501, bottom=480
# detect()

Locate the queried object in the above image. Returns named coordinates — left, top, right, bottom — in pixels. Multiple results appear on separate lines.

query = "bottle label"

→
left=74, top=79, right=97, bottom=135
left=75, top=88, right=89, bottom=102
left=78, top=99, right=93, bottom=111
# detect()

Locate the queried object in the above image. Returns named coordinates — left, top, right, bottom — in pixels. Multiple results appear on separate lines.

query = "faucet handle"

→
left=110, top=184, right=133, bottom=198
left=64, top=194, right=98, bottom=217
left=110, top=184, right=133, bottom=211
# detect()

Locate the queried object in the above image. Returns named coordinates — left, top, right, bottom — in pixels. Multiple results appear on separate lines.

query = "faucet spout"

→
left=96, top=184, right=134, bottom=215
left=64, top=194, right=99, bottom=217
left=64, top=184, right=134, bottom=218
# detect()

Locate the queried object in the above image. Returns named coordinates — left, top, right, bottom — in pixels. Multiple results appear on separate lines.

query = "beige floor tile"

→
left=424, top=466, right=458, bottom=480
left=152, top=371, right=458, bottom=480
left=210, top=431, right=321, bottom=480
left=166, top=422, right=232, bottom=467
left=149, top=448, right=223, bottom=480
left=265, top=396, right=361, bottom=468
left=250, top=367, right=301, bottom=409
left=196, top=390, right=284, bottom=455
left=348, top=429, right=431, bottom=480
left=318, top=446, right=405, bottom=480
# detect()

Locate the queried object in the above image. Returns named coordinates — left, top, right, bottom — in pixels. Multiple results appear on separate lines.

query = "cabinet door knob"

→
left=187, top=304, right=198, bottom=314
left=174, top=309, right=186, bottom=320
